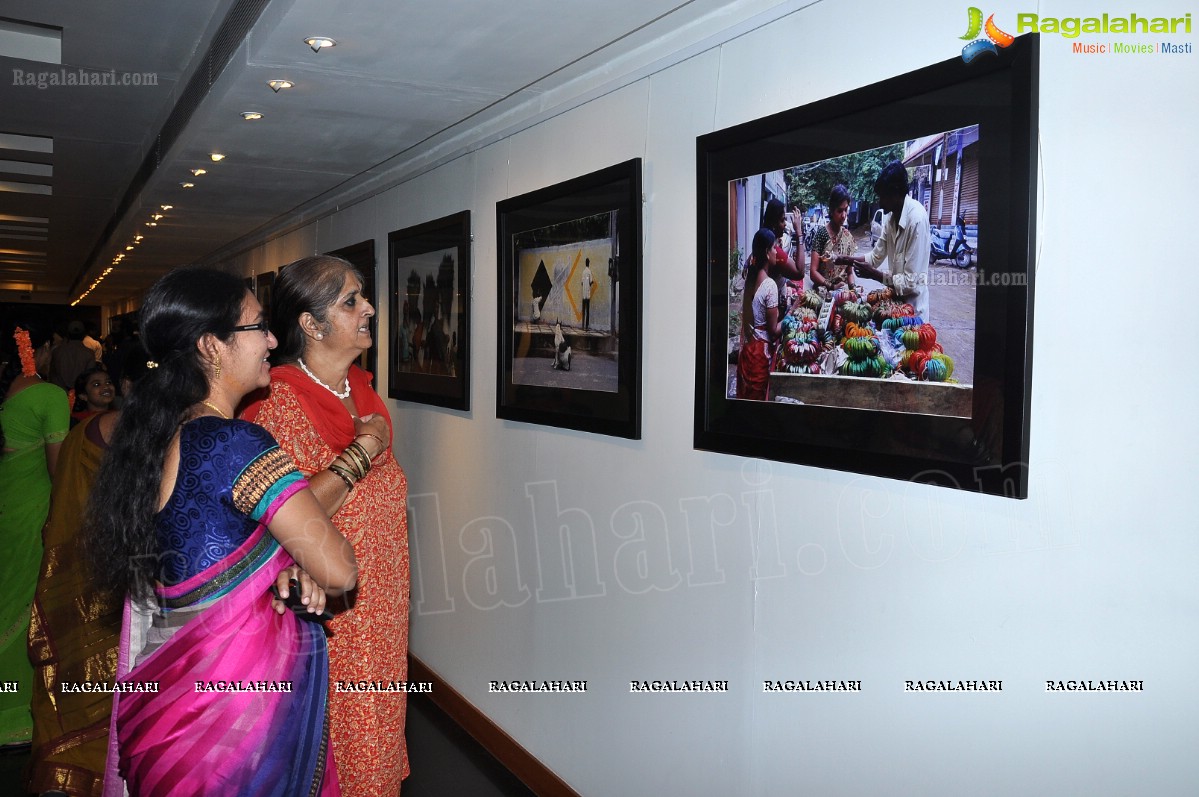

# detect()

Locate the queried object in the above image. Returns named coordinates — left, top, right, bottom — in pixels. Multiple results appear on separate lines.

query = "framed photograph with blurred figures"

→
left=387, top=211, right=471, bottom=410
left=255, top=270, right=275, bottom=323
left=497, top=158, right=642, bottom=439
left=694, top=36, right=1038, bottom=498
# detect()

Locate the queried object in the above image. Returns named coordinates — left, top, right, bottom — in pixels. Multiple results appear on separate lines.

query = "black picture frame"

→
left=695, top=36, right=1038, bottom=499
left=255, top=270, right=275, bottom=322
left=326, top=239, right=379, bottom=380
left=497, top=158, right=642, bottom=439
left=387, top=212, right=471, bottom=410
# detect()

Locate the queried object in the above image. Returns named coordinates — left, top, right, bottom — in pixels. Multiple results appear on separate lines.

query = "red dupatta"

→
left=243, top=363, right=391, bottom=450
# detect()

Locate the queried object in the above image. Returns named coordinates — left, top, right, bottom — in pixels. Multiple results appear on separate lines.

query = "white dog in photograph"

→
left=551, top=320, right=571, bottom=371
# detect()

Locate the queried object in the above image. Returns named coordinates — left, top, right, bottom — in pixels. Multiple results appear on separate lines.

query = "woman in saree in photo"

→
left=736, top=228, right=782, bottom=401
left=84, top=267, right=358, bottom=797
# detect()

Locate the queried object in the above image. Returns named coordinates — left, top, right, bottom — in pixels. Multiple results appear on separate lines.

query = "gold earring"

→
left=214, top=354, right=222, bottom=378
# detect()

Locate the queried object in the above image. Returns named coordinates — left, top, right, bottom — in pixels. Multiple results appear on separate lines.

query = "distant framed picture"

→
left=255, top=270, right=275, bottom=321
left=496, top=158, right=642, bottom=439
left=327, top=240, right=379, bottom=380
left=387, top=211, right=471, bottom=410
left=694, top=37, right=1038, bottom=498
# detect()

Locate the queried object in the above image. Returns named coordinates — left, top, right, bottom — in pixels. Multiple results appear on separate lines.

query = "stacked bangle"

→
left=358, top=432, right=388, bottom=453
left=328, top=438, right=378, bottom=491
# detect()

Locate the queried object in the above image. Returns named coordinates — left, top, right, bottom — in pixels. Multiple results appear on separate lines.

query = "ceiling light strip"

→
left=0, top=212, right=49, bottom=224
left=0, top=19, right=62, bottom=64
left=0, top=132, right=53, bottom=153
left=0, top=180, right=51, bottom=195
left=0, top=160, right=53, bottom=177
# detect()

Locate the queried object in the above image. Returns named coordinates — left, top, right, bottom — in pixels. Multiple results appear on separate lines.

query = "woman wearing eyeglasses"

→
left=243, top=255, right=410, bottom=797
left=85, top=266, right=356, bottom=796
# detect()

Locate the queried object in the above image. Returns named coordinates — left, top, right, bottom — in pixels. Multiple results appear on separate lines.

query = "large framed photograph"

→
left=497, top=158, right=642, bottom=439
left=695, top=36, right=1038, bottom=499
left=387, top=211, right=471, bottom=410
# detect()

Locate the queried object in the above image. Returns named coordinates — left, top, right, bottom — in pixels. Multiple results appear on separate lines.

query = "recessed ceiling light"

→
left=146, top=222, right=157, bottom=227
left=160, top=204, right=173, bottom=211
left=151, top=213, right=163, bottom=221
left=241, top=111, right=264, bottom=121
left=190, top=168, right=207, bottom=176
left=209, top=153, right=225, bottom=162
left=134, top=234, right=143, bottom=241
left=180, top=182, right=194, bottom=188
left=125, top=245, right=134, bottom=250
left=267, top=79, right=294, bottom=93
left=304, top=36, right=336, bottom=52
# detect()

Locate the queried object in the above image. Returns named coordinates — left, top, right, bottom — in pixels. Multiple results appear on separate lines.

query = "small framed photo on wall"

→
left=387, top=211, right=472, bottom=410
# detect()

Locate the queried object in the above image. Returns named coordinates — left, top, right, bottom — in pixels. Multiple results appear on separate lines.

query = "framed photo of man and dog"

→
left=496, top=158, right=643, bottom=439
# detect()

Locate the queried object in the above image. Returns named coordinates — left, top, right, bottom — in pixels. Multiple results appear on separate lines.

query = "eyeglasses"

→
left=231, top=320, right=271, bottom=335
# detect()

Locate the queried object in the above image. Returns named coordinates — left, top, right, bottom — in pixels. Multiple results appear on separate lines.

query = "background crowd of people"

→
left=1, top=255, right=411, bottom=796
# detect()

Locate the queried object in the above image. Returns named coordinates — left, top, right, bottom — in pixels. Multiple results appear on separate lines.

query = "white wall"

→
left=221, top=1, right=1199, bottom=793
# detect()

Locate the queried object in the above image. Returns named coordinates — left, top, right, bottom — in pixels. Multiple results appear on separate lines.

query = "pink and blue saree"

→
left=104, top=417, right=339, bottom=797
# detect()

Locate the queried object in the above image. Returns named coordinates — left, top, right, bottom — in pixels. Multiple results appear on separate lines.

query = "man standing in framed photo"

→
left=842, top=160, right=931, bottom=321
left=581, top=257, right=594, bottom=330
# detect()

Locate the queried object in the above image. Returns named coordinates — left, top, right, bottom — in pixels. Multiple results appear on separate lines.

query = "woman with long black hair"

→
left=85, top=266, right=357, bottom=796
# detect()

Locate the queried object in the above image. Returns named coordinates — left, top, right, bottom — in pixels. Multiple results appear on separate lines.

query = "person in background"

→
left=48, top=321, right=96, bottom=392
left=81, top=325, right=103, bottom=363
left=809, top=184, right=858, bottom=293
left=841, top=160, right=931, bottom=321
left=84, top=266, right=356, bottom=796
left=27, top=347, right=149, bottom=797
left=736, top=228, right=782, bottom=401
left=762, top=198, right=805, bottom=311
left=581, top=257, right=593, bottom=330
left=70, top=365, right=116, bottom=426
left=0, top=322, right=70, bottom=751
left=244, top=254, right=410, bottom=797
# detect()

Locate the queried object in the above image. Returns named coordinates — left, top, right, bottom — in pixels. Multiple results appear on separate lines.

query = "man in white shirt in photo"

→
left=842, top=161, right=931, bottom=321
left=581, top=257, right=594, bottom=330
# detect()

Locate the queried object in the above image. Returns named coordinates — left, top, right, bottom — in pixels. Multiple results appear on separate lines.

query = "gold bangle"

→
left=334, top=450, right=365, bottom=481
left=348, top=444, right=372, bottom=478
left=357, top=433, right=388, bottom=457
left=340, top=449, right=366, bottom=480
left=337, top=451, right=366, bottom=482
left=345, top=442, right=373, bottom=476
left=328, top=462, right=357, bottom=489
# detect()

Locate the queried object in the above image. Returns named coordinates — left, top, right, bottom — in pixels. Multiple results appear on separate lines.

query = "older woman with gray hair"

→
left=243, top=255, right=410, bottom=796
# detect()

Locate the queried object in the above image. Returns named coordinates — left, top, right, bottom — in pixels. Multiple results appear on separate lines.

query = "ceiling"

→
left=0, top=0, right=743, bottom=308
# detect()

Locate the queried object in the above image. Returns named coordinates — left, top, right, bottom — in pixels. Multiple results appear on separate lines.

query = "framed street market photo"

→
left=694, top=35, right=1039, bottom=499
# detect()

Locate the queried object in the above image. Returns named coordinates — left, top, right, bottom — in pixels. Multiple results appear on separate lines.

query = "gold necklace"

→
left=199, top=400, right=229, bottom=419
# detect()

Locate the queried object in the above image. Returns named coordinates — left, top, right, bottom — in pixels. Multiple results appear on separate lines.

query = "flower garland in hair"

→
left=14, top=327, right=37, bottom=376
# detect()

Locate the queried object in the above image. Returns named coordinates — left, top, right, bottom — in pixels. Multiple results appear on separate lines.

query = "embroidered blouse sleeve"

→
left=226, top=420, right=308, bottom=525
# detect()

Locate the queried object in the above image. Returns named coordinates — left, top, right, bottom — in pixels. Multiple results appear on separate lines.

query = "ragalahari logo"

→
left=959, top=7, right=1015, bottom=62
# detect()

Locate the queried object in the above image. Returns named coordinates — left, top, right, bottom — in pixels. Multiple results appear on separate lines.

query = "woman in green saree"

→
left=1, top=323, right=70, bottom=749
